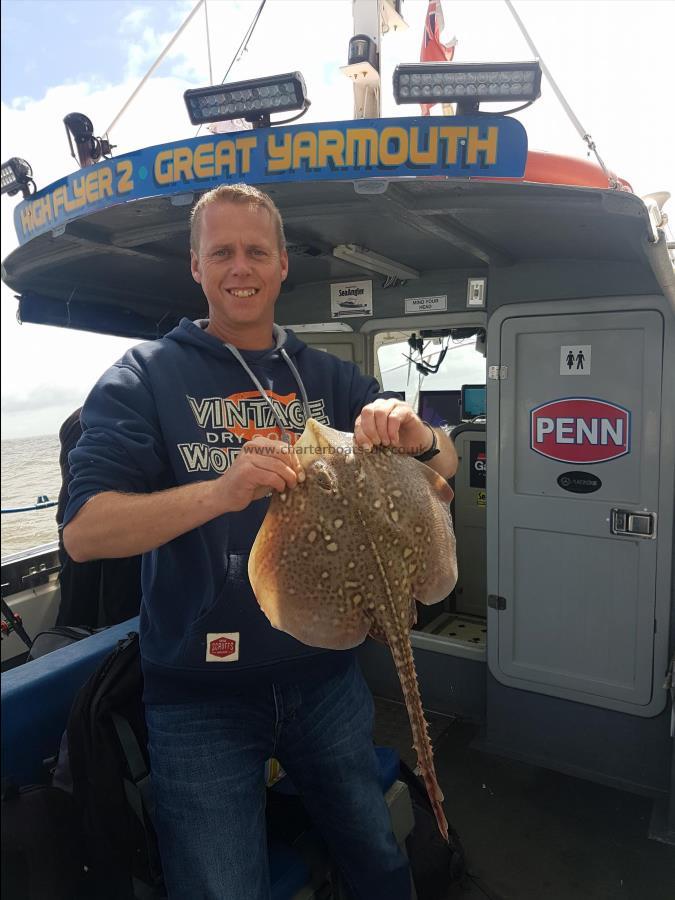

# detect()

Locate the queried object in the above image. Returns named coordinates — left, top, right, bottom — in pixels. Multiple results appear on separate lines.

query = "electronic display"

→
left=461, top=384, right=486, bottom=420
left=418, top=390, right=462, bottom=429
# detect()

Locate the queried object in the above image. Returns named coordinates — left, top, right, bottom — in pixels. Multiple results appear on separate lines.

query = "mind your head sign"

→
left=14, top=115, right=527, bottom=245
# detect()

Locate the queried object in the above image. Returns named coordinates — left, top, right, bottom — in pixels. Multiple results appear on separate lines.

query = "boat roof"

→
left=2, top=117, right=672, bottom=338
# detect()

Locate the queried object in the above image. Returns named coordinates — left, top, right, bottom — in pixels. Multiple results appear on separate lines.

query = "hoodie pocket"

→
left=180, top=553, right=311, bottom=669
left=187, top=554, right=231, bottom=633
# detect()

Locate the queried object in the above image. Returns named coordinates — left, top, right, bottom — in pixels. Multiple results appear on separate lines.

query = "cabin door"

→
left=489, top=307, right=665, bottom=715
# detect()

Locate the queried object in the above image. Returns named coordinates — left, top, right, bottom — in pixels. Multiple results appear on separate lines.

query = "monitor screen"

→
left=461, top=384, right=486, bottom=420
left=418, top=390, right=462, bottom=430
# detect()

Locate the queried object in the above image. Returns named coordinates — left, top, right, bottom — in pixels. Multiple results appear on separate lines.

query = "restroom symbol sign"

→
left=560, top=345, right=591, bottom=376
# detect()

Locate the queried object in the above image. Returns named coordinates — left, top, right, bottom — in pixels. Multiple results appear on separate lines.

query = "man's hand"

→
left=64, top=436, right=306, bottom=561
left=216, top=436, right=305, bottom=512
left=354, top=398, right=433, bottom=455
left=354, top=398, right=458, bottom=479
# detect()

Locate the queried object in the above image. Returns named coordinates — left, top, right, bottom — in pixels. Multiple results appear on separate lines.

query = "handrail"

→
left=1, top=499, right=57, bottom=515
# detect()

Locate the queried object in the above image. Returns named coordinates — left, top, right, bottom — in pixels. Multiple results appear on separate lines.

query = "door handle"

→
left=610, top=508, right=657, bottom=539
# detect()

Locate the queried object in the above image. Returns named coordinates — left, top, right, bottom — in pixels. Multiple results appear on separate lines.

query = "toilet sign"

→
left=560, top=345, right=591, bottom=375
left=531, top=398, right=631, bottom=463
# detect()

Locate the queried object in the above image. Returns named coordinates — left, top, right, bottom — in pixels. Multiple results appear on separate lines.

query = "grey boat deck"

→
left=373, top=697, right=675, bottom=900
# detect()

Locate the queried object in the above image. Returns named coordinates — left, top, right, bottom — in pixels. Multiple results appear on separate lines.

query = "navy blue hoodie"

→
left=64, top=319, right=383, bottom=703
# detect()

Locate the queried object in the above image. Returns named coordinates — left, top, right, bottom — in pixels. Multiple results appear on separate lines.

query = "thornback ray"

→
left=249, top=418, right=458, bottom=840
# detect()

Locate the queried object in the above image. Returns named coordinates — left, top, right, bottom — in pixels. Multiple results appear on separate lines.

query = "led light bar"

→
left=393, top=60, right=542, bottom=111
left=333, top=244, right=419, bottom=280
left=184, top=72, right=308, bottom=127
left=1, top=157, right=34, bottom=198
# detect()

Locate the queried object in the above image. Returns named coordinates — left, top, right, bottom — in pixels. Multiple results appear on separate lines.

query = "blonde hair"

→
left=189, top=184, right=286, bottom=254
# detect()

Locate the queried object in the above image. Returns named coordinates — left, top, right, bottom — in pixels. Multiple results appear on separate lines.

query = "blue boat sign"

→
left=14, top=115, right=527, bottom=245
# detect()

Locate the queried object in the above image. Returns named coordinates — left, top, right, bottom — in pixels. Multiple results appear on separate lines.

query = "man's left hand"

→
left=354, top=398, right=433, bottom=456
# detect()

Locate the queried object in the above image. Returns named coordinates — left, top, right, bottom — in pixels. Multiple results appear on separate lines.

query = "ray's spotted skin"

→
left=249, top=418, right=458, bottom=840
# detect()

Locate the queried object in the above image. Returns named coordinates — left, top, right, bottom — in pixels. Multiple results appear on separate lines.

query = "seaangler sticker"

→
left=330, top=280, right=373, bottom=318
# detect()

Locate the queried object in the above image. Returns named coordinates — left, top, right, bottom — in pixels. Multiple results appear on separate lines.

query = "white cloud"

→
left=10, top=95, right=35, bottom=111
left=120, top=7, right=153, bottom=32
left=121, top=0, right=224, bottom=83
left=1, top=0, right=673, bottom=439
left=1, top=383, right=88, bottom=413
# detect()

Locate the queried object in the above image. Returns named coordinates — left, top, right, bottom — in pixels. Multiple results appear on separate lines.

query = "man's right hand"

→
left=64, top=437, right=306, bottom=561
left=217, top=436, right=305, bottom=512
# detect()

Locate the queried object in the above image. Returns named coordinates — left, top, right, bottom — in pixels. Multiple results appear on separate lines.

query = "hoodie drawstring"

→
left=280, top=349, right=312, bottom=421
left=223, top=339, right=312, bottom=445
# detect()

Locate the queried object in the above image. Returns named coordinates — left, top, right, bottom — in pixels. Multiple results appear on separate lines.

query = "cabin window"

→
left=375, top=331, right=486, bottom=429
left=375, top=329, right=488, bottom=653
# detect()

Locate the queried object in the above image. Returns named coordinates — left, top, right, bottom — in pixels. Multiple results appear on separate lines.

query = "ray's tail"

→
left=389, top=629, right=449, bottom=841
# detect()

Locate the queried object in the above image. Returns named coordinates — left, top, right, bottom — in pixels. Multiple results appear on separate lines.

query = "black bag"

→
left=1, top=779, right=87, bottom=900
left=56, top=555, right=142, bottom=630
left=27, top=625, right=95, bottom=661
left=399, top=760, right=467, bottom=899
left=60, top=631, right=164, bottom=899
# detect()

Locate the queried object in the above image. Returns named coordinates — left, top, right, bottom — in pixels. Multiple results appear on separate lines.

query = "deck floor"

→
left=373, top=697, right=675, bottom=900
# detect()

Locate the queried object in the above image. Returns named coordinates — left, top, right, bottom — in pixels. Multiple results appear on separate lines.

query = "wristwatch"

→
left=414, top=422, right=440, bottom=462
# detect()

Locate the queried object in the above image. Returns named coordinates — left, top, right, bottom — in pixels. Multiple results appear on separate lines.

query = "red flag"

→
left=420, top=1, right=457, bottom=115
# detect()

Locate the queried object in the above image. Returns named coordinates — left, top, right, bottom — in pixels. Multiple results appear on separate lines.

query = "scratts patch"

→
left=206, top=633, right=240, bottom=662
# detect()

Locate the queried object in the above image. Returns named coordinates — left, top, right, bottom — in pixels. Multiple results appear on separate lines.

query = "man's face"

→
left=190, top=200, right=288, bottom=332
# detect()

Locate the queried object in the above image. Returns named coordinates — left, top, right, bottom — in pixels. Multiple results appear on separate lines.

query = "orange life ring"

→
left=477, top=149, right=633, bottom=192
left=524, top=150, right=632, bottom=191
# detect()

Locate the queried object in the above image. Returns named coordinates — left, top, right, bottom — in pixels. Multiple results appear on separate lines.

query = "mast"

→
left=344, top=0, right=407, bottom=119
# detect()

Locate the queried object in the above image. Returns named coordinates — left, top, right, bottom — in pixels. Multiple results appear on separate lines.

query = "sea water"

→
left=1, top=434, right=62, bottom=556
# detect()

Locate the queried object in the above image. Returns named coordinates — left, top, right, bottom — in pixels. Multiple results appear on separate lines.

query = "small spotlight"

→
left=342, top=35, right=379, bottom=85
left=64, top=113, right=114, bottom=169
left=184, top=72, right=309, bottom=129
left=1, top=158, right=35, bottom=198
left=393, top=60, right=542, bottom=115
left=348, top=35, right=378, bottom=69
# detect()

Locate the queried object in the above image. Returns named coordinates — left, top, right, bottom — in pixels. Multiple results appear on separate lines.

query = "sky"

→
left=1, top=0, right=674, bottom=438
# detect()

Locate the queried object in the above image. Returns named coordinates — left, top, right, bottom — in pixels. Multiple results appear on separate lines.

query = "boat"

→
left=2, top=0, right=674, bottom=897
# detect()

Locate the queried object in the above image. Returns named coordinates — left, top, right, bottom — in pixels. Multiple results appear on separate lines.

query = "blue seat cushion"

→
left=1, top=618, right=141, bottom=785
left=375, top=745, right=401, bottom=793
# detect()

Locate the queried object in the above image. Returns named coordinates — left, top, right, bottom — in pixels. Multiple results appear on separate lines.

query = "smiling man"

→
left=190, top=190, right=289, bottom=346
left=63, top=184, right=457, bottom=899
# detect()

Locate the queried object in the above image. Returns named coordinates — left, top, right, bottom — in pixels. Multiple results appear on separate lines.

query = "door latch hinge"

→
left=488, top=366, right=507, bottom=380
left=488, top=594, right=506, bottom=610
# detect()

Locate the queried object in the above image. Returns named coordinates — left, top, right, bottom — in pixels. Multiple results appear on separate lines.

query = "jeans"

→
left=145, top=659, right=412, bottom=900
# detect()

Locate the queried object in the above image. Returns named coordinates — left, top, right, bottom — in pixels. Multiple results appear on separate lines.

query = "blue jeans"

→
left=145, top=659, right=411, bottom=899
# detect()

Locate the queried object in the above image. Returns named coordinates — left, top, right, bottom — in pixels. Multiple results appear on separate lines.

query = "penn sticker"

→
left=530, top=398, right=631, bottom=464
left=206, top=633, right=240, bottom=662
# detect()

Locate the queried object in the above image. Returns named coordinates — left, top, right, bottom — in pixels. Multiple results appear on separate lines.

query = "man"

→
left=63, top=184, right=458, bottom=899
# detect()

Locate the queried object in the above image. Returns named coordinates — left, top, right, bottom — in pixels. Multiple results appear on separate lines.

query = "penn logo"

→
left=530, top=398, right=630, bottom=464
left=206, top=633, right=240, bottom=662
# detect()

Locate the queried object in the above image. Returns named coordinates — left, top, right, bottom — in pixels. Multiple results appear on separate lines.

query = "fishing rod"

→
left=0, top=596, right=33, bottom=649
